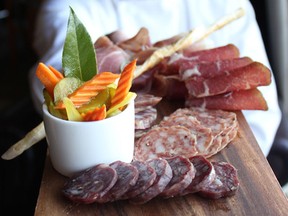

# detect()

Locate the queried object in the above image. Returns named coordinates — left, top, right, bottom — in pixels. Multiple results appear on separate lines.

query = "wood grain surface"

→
left=34, top=100, right=288, bottom=216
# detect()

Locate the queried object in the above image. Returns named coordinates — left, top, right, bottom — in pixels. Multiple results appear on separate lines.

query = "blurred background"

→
left=0, top=0, right=287, bottom=215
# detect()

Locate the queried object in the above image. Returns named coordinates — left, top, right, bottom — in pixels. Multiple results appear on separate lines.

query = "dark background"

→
left=0, top=0, right=287, bottom=215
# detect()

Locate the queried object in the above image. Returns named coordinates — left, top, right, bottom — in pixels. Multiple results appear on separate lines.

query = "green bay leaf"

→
left=62, top=7, right=98, bottom=81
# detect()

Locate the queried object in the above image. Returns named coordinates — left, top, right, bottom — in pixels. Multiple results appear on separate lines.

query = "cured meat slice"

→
left=134, top=93, right=162, bottom=113
left=130, top=158, right=173, bottom=204
left=180, top=156, right=216, bottom=195
left=198, top=161, right=240, bottom=199
left=161, top=156, right=196, bottom=198
left=62, top=164, right=117, bottom=204
left=179, top=57, right=252, bottom=80
left=157, top=44, right=240, bottom=75
left=185, top=62, right=271, bottom=98
left=185, top=88, right=268, bottom=111
left=135, top=107, right=158, bottom=130
left=97, top=161, right=139, bottom=203
left=134, top=126, right=198, bottom=161
left=158, top=115, right=213, bottom=155
left=121, top=161, right=156, bottom=199
left=106, top=30, right=130, bottom=44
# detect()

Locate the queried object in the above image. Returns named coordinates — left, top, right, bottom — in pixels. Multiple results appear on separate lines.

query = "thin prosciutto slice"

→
left=179, top=57, right=253, bottom=80
left=185, top=62, right=271, bottom=98
left=185, top=88, right=268, bottom=110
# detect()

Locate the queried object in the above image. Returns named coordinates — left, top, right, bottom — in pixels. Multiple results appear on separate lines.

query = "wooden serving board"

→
left=34, top=100, right=288, bottom=216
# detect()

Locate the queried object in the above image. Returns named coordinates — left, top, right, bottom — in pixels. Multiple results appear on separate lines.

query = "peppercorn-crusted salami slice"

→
left=158, top=114, right=213, bottom=154
left=198, top=161, right=240, bottom=199
left=62, top=164, right=117, bottom=204
left=130, top=158, right=173, bottom=204
left=134, top=126, right=198, bottom=161
left=161, top=156, right=196, bottom=198
left=97, top=161, right=139, bottom=203
left=180, top=156, right=215, bottom=195
left=121, top=160, right=156, bottom=199
left=135, top=107, right=158, bottom=130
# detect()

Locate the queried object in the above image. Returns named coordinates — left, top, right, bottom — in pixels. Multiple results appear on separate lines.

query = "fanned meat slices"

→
left=121, top=161, right=156, bottom=199
left=135, top=107, right=158, bottom=130
left=134, top=126, right=198, bottom=161
left=97, top=161, right=139, bottom=203
left=198, top=161, right=240, bottom=199
left=62, top=164, right=117, bottom=204
left=160, top=156, right=196, bottom=198
left=130, top=158, right=173, bottom=204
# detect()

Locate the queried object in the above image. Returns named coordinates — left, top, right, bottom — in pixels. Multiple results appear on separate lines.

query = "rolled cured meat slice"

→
left=121, top=160, right=156, bottom=199
left=180, top=156, right=215, bottom=195
left=134, top=126, right=198, bottom=161
left=198, top=161, right=240, bottom=199
left=185, top=62, right=271, bottom=98
left=97, top=161, right=139, bottom=203
left=130, top=158, right=173, bottom=204
left=161, top=156, right=196, bottom=198
left=62, top=164, right=117, bottom=204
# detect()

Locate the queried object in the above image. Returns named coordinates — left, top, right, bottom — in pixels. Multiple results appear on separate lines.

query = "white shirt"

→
left=29, top=0, right=282, bottom=156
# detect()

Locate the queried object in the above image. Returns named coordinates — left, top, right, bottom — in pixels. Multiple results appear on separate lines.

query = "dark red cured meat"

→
left=62, top=164, right=117, bottom=204
left=179, top=57, right=252, bottom=80
left=198, top=161, right=240, bottom=199
left=150, top=74, right=188, bottom=100
left=185, top=62, right=271, bottom=98
left=180, top=156, right=215, bottom=195
left=134, top=126, right=198, bottom=161
left=160, top=156, right=196, bottom=198
left=121, top=160, right=156, bottom=199
left=134, top=93, right=162, bottom=113
left=97, top=161, right=139, bottom=203
left=185, top=88, right=268, bottom=111
left=157, top=44, right=240, bottom=75
left=130, top=158, right=173, bottom=204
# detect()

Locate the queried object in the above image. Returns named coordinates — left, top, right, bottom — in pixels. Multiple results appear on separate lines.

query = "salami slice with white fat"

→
left=121, top=160, right=156, bottom=199
left=160, top=156, right=196, bottom=198
left=180, top=156, right=215, bottom=195
left=134, top=93, right=162, bottom=113
left=97, top=161, right=139, bottom=203
left=198, top=161, right=240, bottom=199
left=62, top=164, right=117, bottom=204
left=134, top=126, right=198, bottom=161
left=130, top=158, right=173, bottom=204
left=135, top=107, right=158, bottom=130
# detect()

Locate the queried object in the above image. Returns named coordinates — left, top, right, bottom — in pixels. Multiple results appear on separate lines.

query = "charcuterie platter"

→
left=34, top=100, right=288, bottom=216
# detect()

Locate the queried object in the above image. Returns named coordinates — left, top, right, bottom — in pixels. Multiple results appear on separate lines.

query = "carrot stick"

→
left=48, top=65, right=64, bottom=79
left=36, top=63, right=63, bottom=97
left=110, top=59, right=137, bottom=108
left=55, top=72, right=120, bottom=109
left=82, top=105, right=106, bottom=121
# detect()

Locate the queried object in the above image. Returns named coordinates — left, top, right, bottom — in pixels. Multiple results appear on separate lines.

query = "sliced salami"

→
left=135, top=107, right=158, bottom=130
left=180, top=156, right=215, bottom=195
left=134, top=126, right=198, bottom=161
left=121, top=160, right=156, bottom=199
left=97, top=161, right=139, bottom=203
left=198, top=161, right=240, bottom=199
left=62, top=164, right=117, bottom=204
left=134, top=93, right=162, bottom=113
left=161, top=156, right=196, bottom=198
left=130, top=158, right=173, bottom=204
left=158, top=114, right=213, bottom=154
